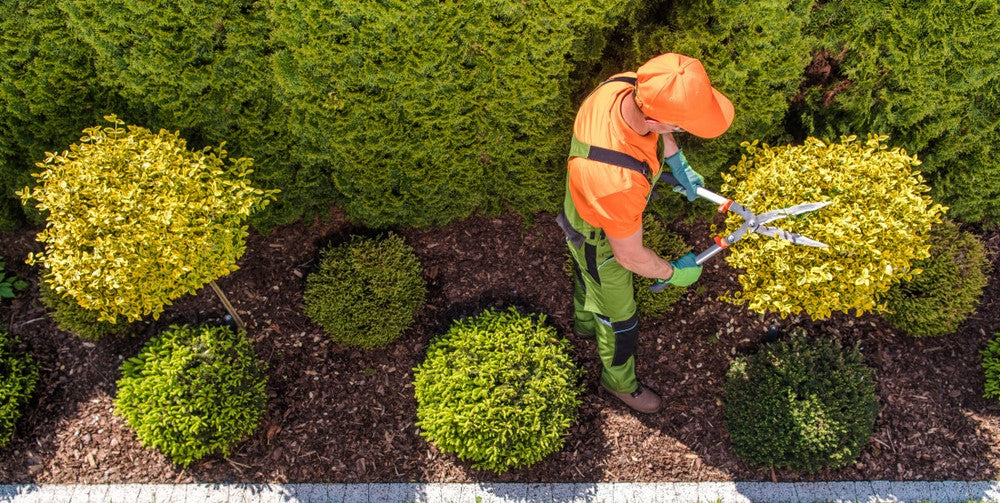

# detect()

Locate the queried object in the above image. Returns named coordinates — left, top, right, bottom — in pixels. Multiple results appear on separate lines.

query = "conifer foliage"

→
left=270, top=0, right=637, bottom=227
left=797, top=0, right=1000, bottom=224
left=60, top=0, right=324, bottom=229
left=725, top=333, right=878, bottom=472
left=0, top=0, right=117, bottom=230
left=881, top=220, right=990, bottom=337
left=20, top=116, right=278, bottom=323
left=623, top=0, right=815, bottom=189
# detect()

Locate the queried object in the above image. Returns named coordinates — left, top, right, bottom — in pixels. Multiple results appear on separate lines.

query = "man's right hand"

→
left=651, top=252, right=702, bottom=291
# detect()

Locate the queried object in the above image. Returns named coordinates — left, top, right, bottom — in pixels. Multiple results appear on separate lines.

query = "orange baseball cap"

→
left=634, top=53, right=734, bottom=139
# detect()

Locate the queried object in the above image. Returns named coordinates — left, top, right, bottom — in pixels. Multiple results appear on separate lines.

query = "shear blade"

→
left=756, top=201, right=833, bottom=224
left=755, top=225, right=829, bottom=248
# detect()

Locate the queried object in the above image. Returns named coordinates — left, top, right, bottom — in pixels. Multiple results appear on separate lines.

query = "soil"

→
left=0, top=207, right=998, bottom=484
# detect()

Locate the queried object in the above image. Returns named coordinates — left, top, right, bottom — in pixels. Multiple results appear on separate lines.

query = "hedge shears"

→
left=651, top=173, right=832, bottom=292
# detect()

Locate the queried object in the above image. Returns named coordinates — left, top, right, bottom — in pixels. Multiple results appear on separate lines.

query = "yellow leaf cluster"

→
left=19, top=116, right=278, bottom=323
left=719, top=135, right=944, bottom=319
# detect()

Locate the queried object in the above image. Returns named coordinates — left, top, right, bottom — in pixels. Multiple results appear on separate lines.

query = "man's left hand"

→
left=664, top=150, right=703, bottom=202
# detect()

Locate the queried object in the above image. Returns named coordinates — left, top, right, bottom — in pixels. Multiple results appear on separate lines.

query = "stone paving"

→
left=1, top=481, right=999, bottom=502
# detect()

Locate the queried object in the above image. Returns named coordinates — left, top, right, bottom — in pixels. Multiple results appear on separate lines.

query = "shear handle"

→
left=659, top=173, right=729, bottom=206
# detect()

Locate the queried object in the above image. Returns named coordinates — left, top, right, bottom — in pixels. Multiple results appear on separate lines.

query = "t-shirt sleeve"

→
left=589, top=190, right=646, bottom=238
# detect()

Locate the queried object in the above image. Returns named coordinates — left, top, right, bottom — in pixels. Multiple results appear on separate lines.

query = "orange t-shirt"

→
left=568, top=73, right=661, bottom=239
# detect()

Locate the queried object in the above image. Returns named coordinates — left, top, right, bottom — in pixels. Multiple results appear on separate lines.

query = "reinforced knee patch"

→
left=599, top=312, right=640, bottom=366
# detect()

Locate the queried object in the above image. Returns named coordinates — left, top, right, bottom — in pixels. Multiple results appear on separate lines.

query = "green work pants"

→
left=566, top=229, right=641, bottom=394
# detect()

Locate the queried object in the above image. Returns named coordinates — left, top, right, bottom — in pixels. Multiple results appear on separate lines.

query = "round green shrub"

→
left=114, top=324, right=267, bottom=467
left=39, top=279, right=132, bottom=340
left=413, top=308, right=583, bottom=473
left=982, top=332, right=1000, bottom=401
left=881, top=220, right=990, bottom=337
left=634, top=215, right=690, bottom=319
left=0, top=329, right=40, bottom=448
left=724, top=332, right=878, bottom=472
left=304, top=233, right=426, bottom=348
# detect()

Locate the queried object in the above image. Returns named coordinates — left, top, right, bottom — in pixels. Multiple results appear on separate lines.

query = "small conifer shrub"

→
left=413, top=308, right=582, bottom=473
left=39, top=279, right=131, bottom=340
left=114, top=324, right=267, bottom=467
left=0, top=329, right=40, bottom=448
left=634, top=215, right=690, bottom=319
left=724, top=332, right=878, bottom=471
left=720, top=135, right=944, bottom=319
left=982, top=332, right=1000, bottom=401
left=881, top=220, right=990, bottom=337
left=304, top=234, right=426, bottom=348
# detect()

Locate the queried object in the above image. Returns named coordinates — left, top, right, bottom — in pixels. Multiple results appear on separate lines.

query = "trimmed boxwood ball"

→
left=724, top=332, right=878, bottom=472
left=881, top=220, right=990, bottom=337
left=413, top=308, right=583, bottom=473
left=39, top=279, right=132, bottom=340
left=114, top=325, right=267, bottom=467
left=304, top=233, right=426, bottom=348
left=0, top=329, right=39, bottom=448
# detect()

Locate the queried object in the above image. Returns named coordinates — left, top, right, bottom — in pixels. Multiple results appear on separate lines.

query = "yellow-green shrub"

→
left=720, top=135, right=944, bottom=319
left=20, top=116, right=277, bottom=323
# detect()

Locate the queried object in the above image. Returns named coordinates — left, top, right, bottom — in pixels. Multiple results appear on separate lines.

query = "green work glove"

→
left=664, top=149, right=703, bottom=202
left=650, top=253, right=702, bottom=291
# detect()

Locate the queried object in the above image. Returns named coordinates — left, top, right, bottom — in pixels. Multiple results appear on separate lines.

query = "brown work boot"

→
left=600, top=382, right=662, bottom=414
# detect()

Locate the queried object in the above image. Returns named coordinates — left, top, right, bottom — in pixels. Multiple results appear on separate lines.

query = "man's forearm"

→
left=617, top=247, right=673, bottom=280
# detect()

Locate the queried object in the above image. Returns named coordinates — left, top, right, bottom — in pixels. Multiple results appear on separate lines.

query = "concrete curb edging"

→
left=1, top=481, right=999, bottom=502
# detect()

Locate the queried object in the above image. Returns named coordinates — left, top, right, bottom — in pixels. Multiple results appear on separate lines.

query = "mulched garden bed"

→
left=1, top=207, right=998, bottom=483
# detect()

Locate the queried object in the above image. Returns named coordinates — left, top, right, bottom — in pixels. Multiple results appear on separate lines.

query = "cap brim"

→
left=681, top=88, right=735, bottom=139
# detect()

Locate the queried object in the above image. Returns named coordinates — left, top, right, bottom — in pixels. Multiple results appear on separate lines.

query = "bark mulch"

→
left=0, top=207, right=998, bottom=483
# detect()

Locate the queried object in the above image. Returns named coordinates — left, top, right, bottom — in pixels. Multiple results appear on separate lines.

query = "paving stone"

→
left=4, top=481, right=1000, bottom=502
left=794, top=481, right=865, bottom=503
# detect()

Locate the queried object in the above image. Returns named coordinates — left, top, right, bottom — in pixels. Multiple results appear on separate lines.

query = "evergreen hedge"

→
left=724, top=332, right=878, bottom=472
left=114, top=324, right=267, bottom=467
left=0, top=0, right=119, bottom=230
left=881, top=220, right=990, bottom=337
left=796, top=0, right=1000, bottom=225
left=61, top=0, right=328, bottom=229
left=413, top=308, right=582, bottom=473
left=270, top=0, right=640, bottom=228
left=0, top=329, right=39, bottom=448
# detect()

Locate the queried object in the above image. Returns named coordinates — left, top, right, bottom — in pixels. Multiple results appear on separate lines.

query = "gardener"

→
left=557, top=53, right=734, bottom=413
